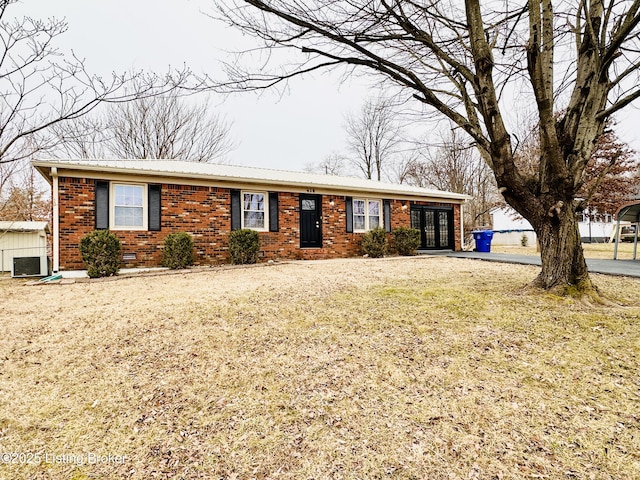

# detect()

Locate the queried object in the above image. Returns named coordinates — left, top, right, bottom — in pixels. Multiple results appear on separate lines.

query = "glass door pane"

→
left=410, top=210, right=421, bottom=230
left=424, top=210, right=436, bottom=247
left=438, top=211, right=449, bottom=248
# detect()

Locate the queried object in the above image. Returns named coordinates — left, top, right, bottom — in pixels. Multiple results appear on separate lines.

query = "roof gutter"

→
left=31, top=160, right=471, bottom=203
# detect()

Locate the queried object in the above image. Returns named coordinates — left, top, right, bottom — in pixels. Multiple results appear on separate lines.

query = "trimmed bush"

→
left=361, top=226, right=388, bottom=258
left=162, top=232, right=194, bottom=269
left=392, top=227, right=421, bottom=256
left=79, top=230, right=121, bottom=278
left=229, top=229, right=260, bottom=265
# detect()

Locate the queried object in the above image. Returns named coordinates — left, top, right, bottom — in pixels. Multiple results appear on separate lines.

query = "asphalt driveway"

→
left=431, top=251, right=640, bottom=278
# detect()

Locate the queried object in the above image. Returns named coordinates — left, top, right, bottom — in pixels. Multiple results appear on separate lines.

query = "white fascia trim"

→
left=31, top=160, right=471, bottom=203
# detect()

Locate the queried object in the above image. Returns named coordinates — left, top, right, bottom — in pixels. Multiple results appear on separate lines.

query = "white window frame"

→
left=353, top=198, right=382, bottom=232
left=241, top=190, right=269, bottom=232
left=110, top=182, right=148, bottom=231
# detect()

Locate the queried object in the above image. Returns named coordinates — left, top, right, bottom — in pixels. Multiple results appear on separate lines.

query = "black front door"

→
left=300, top=194, right=322, bottom=248
left=411, top=206, right=454, bottom=250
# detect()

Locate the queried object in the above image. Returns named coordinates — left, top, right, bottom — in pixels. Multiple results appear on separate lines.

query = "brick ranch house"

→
left=32, top=159, right=469, bottom=272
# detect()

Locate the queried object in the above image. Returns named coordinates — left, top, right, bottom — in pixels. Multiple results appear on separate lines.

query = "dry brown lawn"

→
left=0, top=257, right=639, bottom=479
left=492, top=242, right=638, bottom=260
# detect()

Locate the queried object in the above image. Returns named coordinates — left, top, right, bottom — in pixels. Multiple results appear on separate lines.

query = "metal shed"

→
left=0, top=221, right=50, bottom=276
left=613, top=202, right=640, bottom=260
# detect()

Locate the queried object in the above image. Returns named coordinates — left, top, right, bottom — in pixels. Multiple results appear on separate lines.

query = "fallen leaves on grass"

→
left=0, top=257, right=639, bottom=479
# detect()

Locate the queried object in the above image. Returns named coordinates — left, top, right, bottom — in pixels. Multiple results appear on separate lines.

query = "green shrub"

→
left=520, top=233, right=529, bottom=247
left=79, top=230, right=121, bottom=278
left=392, top=227, right=421, bottom=256
left=162, top=232, right=194, bottom=269
left=229, top=229, right=260, bottom=264
left=361, top=227, right=388, bottom=258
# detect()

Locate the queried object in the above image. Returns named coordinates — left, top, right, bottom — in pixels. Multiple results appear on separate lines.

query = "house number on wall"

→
left=306, top=188, right=315, bottom=193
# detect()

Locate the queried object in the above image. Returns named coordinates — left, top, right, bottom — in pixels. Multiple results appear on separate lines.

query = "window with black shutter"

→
left=95, top=181, right=109, bottom=230
left=148, top=184, right=161, bottom=231
left=269, top=192, right=279, bottom=232
left=384, top=200, right=391, bottom=232
left=230, top=189, right=241, bottom=230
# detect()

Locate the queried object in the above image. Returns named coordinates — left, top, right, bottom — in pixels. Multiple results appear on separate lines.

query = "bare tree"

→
left=0, top=0, right=190, bottom=177
left=305, top=152, right=349, bottom=176
left=344, top=97, right=402, bottom=181
left=404, top=128, right=500, bottom=230
left=48, top=116, right=108, bottom=159
left=0, top=166, right=50, bottom=221
left=104, top=93, right=235, bottom=162
left=0, top=155, right=21, bottom=198
left=0, top=157, right=26, bottom=219
left=0, top=0, right=194, bottom=228
left=51, top=92, right=236, bottom=162
left=214, top=0, right=640, bottom=296
left=416, top=131, right=481, bottom=193
left=388, top=153, right=420, bottom=185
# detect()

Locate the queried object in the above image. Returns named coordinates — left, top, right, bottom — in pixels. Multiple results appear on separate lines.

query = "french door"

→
left=410, top=206, right=454, bottom=250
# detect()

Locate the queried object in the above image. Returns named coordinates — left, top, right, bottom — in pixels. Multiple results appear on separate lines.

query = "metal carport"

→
left=613, top=202, right=640, bottom=260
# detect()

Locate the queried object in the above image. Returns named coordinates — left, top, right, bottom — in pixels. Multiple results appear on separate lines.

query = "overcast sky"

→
left=14, top=0, right=373, bottom=172
left=13, top=1, right=640, bottom=172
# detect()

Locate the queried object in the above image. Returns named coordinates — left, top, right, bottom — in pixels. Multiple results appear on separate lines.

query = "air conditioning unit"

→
left=12, top=256, right=46, bottom=277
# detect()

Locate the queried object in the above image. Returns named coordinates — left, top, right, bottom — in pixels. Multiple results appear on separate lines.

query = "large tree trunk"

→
left=506, top=191, right=597, bottom=297
left=532, top=202, right=593, bottom=293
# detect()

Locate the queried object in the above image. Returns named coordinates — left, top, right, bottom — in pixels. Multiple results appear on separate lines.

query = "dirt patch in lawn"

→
left=1, top=257, right=639, bottom=479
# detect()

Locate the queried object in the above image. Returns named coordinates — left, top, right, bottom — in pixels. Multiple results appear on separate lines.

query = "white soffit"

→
left=32, top=159, right=471, bottom=201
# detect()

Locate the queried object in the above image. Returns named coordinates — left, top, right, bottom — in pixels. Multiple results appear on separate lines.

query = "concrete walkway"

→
left=424, top=250, right=640, bottom=278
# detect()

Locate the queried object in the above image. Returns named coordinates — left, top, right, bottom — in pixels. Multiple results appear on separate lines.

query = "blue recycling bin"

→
left=472, top=230, right=494, bottom=253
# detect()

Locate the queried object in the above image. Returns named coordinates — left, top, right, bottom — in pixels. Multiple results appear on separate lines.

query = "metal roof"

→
left=616, top=201, right=640, bottom=222
left=32, top=159, right=470, bottom=202
left=0, top=221, right=49, bottom=232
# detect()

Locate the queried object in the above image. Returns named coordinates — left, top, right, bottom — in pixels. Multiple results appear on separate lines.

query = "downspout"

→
left=460, top=203, right=465, bottom=251
left=51, top=167, right=59, bottom=273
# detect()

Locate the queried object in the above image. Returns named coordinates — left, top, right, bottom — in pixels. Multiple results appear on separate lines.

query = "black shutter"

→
left=95, top=181, right=109, bottom=230
left=346, top=196, right=353, bottom=233
left=269, top=192, right=279, bottom=232
left=230, top=189, right=241, bottom=231
left=383, top=199, right=391, bottom=232
left=148, top=184, right=161, bottom=231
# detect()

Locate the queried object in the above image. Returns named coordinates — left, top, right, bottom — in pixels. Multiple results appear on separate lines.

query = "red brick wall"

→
left=57, top=177, right=462, bottom=270
left=58, top=177, right=98, bottom=270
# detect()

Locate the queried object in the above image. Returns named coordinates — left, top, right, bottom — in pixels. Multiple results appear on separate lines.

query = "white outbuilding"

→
left=0, top=221, right=50, bottom=276
left=490, top=207, right=537, bottom=246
